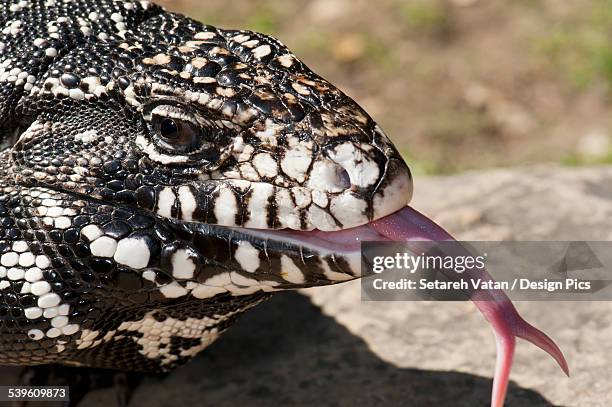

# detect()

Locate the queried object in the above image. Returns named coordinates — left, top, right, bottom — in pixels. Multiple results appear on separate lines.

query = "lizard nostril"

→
left=307, top=160, right=353, bottom=193
left=337, top=167, right=351, bottom=190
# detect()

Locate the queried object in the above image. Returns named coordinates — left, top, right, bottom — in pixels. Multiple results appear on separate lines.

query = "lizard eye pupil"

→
left=153, top=116, right=200, bottom=152
left=160, top=118, right=179, bottom=140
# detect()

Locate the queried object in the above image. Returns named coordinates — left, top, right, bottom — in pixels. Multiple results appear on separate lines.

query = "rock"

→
left=410, top=164, right=612, bottom=240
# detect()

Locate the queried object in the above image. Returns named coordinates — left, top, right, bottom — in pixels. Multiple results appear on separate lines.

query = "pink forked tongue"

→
left=369, top=206, right=569, bottom=407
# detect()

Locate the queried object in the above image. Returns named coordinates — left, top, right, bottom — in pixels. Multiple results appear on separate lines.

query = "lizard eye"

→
left=153, top=117, right=200, bottom=153
left=159, top=118, right=180, bottom=140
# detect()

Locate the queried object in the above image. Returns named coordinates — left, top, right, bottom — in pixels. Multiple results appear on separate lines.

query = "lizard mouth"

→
left=244, top=204, right=453, bottom=253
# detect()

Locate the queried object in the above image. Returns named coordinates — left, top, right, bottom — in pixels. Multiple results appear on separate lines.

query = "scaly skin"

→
left=0, top=2, right=567, bottom=406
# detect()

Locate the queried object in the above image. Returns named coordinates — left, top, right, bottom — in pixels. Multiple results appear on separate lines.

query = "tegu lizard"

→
left=0, top=1, right=568, bottom=406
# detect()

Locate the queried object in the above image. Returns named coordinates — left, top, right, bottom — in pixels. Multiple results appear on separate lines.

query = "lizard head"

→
left=125, top=28, right=413, bottom=233
left=10, top=12, right=413, bottom=290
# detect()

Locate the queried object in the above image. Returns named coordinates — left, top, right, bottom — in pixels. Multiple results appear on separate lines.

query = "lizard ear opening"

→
left=1, top=117, right=36, bottom=151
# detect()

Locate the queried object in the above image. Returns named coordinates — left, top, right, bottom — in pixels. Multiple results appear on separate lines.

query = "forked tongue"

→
left=369, top=206, right=569, bottom=407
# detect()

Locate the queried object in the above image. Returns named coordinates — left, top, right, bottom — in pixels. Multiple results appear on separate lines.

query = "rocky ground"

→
left=3, top=165, right=607, bottom=407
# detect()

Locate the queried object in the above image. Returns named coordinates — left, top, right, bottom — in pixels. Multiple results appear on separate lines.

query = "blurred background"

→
left=157, top=0, right=612, bottom=175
